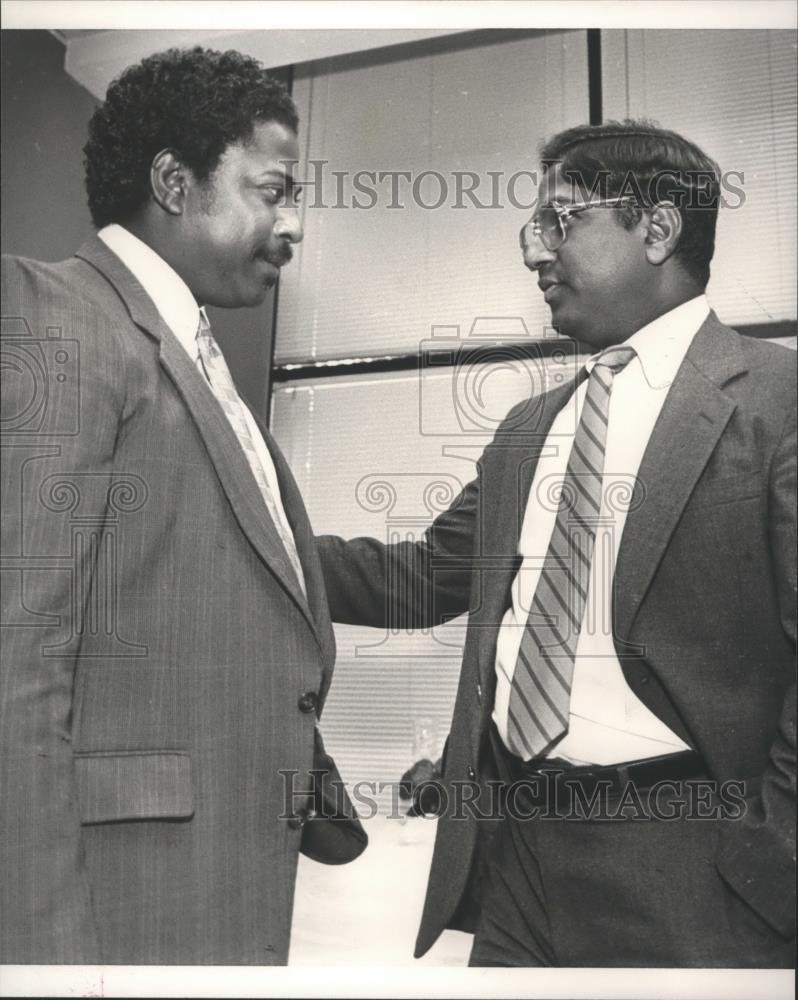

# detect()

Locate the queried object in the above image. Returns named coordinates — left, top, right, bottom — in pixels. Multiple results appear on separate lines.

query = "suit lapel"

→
left=614, top=314, right=748, bottom=640
left=250, top=408, right=336, bottom=668
left=159, top=338, right=318, bottom=624
left=75, top=236, right=321, bottom=641
left=475, top=315, right=747, bottom=688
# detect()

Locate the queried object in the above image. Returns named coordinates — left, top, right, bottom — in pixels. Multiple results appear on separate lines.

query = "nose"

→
left=520, top=220, right=555, bottom=272
left=274, top=205, right=303, bottom=244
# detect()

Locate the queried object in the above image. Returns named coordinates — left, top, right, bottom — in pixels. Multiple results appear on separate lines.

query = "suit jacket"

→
left=318, top=312, right=796, bottom=956
left=0, top=237, right=342, bottom=964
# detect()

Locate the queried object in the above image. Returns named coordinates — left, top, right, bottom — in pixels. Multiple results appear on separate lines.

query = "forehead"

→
left=219, top=120, right=299, bottom=177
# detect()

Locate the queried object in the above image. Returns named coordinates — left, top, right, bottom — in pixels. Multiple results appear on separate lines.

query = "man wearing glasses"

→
left=319, top=119, right=796, bottom=965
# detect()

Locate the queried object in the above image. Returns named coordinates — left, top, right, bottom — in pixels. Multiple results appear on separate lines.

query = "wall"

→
left=1, top=30, right=97, bottom=262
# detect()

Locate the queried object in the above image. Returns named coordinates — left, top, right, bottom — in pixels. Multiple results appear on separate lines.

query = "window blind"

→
left=277, top=30, right=590, bottom=365
left=601, top=29, right=797, bottom=326
left=272, top=358, right=583, bottom=811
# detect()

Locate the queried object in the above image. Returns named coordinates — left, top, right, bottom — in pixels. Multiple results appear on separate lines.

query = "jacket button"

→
left=475, top=683, right=482, bottom=702
left=288, top=807, right=317, bottom=830
left=298, top=691, right=319, bottom=713
left=467, top=765, right=476, bottom=780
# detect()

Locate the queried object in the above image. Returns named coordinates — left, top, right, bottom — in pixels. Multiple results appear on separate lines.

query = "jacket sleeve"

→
left=317, top=472, right=479, bottom=630
left=0, top=258, right=128, bottom=962
left=715, top=400, right=797, bottom=939
left=317, top=395, right=538, bottom=630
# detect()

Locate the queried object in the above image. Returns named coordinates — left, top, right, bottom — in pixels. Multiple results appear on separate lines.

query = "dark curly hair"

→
left=84, top=46, right=299, bottom=228
left=540, top=119, right=720, bottom=287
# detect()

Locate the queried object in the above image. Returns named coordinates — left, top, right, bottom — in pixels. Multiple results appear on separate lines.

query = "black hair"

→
left=540, top=119, right=720, bottom=286
left=84, top=46, right=298, bottom=227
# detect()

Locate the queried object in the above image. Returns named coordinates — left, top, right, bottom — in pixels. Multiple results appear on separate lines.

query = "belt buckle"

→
left=561, top=763, right=625, bottom=802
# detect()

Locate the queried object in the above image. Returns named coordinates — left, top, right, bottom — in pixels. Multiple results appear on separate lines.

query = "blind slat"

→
left=277, top=30, right=590, bottom=364
left=602, top=28, right=797, bottom=326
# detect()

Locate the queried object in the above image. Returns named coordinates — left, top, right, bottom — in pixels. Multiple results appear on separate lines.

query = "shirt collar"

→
left=98, top=224, right=201, bottom=356
left=585, top=295, right=709, bottom=389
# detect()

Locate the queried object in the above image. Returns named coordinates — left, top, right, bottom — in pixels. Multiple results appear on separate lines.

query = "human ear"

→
left=150, top=149, right=188, bottom=216
left=644, top=202, right=682, bottom=265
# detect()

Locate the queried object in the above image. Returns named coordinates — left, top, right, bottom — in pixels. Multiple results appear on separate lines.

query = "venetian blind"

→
left=272, top=357, right=583, bottom=812
left=602, top=28, right=797, bottom=326
left=272, top=30, right=590, bottom=812
left=276, top=29, right=590, bottom=364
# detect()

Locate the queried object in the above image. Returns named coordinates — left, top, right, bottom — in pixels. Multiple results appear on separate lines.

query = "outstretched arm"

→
left=317, top=472, right=479, bottom=629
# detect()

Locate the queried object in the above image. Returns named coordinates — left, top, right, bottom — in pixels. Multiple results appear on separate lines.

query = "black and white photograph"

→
left=1, top=2, right=795, bottom=997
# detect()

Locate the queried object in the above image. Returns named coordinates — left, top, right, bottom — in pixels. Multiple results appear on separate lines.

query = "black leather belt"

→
left=502, top=745, right=707, bottom=806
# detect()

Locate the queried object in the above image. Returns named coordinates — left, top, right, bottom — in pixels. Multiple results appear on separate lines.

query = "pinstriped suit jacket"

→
left=1, top=237, right=339, bottom=964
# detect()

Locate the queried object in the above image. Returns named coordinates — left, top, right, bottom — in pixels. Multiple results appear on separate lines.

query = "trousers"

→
left=468, top=777, right=793, bottom=967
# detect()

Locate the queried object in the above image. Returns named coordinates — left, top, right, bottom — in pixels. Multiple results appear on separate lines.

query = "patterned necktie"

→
left=507, top=344, right=636, bottom=759
left=196, top=312, right=306, bottom=596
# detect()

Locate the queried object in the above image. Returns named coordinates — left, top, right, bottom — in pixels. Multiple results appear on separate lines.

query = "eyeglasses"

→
left=523, top=197, right=633, bottom=252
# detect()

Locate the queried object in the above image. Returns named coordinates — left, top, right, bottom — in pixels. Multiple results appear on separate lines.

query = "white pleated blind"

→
left=277, top=30, right=589, bottom=364
left=602, top=29, right=797, bottom=326
left=272, top=31, right=590, bottom=810
left=272, top=357, right=583, bottom=811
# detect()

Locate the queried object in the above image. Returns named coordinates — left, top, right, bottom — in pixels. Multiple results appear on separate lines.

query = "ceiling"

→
left=50, top=27, right=472, bottom=98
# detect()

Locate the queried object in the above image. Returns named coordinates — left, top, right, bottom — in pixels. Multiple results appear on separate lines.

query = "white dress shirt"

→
left=493, top=295, right=710, bottom=765
left=98, top=224, right=301, bottom=569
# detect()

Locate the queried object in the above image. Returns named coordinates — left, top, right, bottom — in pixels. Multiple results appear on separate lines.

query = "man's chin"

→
left=548, top=306, right=577, bottom=339
left=246, top=284, right=272, bottom=306
left=239, top=276, right=275, bottom=307
left=211, top=288, right=271, bottom=310
left=548, top=307, right=599, bottom=346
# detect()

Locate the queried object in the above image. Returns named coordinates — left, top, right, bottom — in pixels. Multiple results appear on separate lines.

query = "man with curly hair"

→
left=1, top=46, right=354, bottom=964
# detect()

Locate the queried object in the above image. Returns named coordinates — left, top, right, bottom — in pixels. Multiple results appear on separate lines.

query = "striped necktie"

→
left=507, top=344, right=636, bottom=759
left=196, top=312, right=306, bottom=596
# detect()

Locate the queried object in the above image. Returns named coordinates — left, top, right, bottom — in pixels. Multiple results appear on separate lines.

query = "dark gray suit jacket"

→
left=319, top=313, right=796, bottom=956
left=1, top=238, right=341, bottom=964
